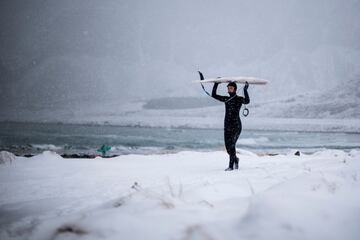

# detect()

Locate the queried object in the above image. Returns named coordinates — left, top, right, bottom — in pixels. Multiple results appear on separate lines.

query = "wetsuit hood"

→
left=227, top=82, right=237, bottom=90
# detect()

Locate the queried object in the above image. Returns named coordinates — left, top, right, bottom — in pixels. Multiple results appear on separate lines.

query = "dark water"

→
left=0, top=122, right=359, bottom=156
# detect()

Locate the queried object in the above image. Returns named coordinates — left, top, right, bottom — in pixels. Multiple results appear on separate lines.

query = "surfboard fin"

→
left=197, top=71, right=211, bottom=97
left=198, top=71, right=204, bottom=80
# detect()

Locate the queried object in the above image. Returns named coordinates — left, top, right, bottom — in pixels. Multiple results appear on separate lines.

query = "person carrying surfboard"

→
left=196, top=71, right=267, bottom=170
left=212, top=81, right=250, bottom=171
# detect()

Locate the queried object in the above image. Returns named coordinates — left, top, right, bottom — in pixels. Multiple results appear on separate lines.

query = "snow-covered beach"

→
left=1, top=149, right=359, bottom=240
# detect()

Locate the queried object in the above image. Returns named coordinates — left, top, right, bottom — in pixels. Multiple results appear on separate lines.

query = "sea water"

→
left=0, top=122, right=359, bottom=156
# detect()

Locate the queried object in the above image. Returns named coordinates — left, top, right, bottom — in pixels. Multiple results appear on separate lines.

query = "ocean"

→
left=0, top=122, right=359, bottom=156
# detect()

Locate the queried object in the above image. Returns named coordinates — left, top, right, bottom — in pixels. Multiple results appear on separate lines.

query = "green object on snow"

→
left=97, top=144, right=111, bottom=155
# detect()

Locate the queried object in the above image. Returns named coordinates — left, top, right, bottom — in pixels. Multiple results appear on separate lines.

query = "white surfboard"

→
left=194, top=76, right=269, bottom=85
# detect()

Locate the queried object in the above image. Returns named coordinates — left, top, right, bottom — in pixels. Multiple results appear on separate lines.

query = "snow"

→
left=1, top=149, right=359, bottom=240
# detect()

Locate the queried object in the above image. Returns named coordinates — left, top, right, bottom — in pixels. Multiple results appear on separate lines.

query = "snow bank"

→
left=0, top=149, right=359, bottom=240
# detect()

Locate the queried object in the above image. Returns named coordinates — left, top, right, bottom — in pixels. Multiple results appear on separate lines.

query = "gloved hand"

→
left=244, top=81, right=249, bottom=90
left=214, top=77, right=222, bottom=84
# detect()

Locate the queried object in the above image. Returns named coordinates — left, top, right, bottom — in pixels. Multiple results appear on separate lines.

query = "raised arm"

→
left=243, top=82, right=250, bottom=104
left=212, top=83, right=227, bottom=102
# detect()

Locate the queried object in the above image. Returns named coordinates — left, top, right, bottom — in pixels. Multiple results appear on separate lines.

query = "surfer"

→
left=212, top=81, right=250, bottom=171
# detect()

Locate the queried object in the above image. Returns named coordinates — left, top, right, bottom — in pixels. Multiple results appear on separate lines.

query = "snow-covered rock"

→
left=0, top=151, right=15, bottom=165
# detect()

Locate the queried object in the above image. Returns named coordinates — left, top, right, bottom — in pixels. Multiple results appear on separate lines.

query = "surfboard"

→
left=193, top=76, right=269, bottom=85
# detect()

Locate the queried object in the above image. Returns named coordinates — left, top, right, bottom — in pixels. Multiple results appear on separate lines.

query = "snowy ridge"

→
left=0, top=149, right=359, bottom=239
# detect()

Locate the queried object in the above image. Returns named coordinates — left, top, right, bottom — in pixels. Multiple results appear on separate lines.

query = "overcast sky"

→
left=0, top=0, right=359, bottom=113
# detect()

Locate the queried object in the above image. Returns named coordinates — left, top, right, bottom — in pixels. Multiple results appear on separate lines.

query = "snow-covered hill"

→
left=1, top=83, right=359, bottom=133
left=250, top=76, right=360, bottom=119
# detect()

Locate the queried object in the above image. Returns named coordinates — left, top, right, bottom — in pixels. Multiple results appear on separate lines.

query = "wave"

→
left=238, top=137, right=269, bottom=145
left=31, top=144, right=63, bottom=151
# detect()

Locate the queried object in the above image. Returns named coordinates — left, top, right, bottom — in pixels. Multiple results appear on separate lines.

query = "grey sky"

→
left=0, top=0, right=359, bottom=115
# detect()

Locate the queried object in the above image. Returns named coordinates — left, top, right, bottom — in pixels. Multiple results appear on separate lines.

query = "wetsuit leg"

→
left=233, top=127, right=241, bottom=168
left=224, top=124, right=242, bottom=168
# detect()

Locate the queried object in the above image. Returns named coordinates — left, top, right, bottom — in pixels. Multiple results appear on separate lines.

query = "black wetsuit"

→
left=212, top=83, right=250, bottom=169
